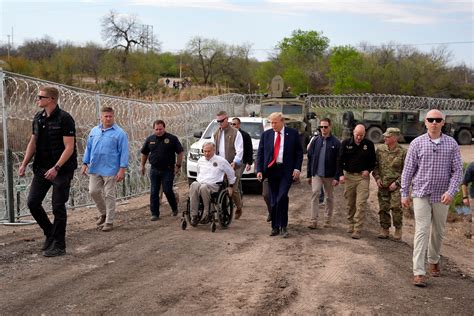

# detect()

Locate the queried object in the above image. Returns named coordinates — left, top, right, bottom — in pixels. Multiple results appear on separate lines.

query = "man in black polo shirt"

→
left=338, top=124, right=376, bottom=239
left=141, top=119, right=184, bottom=220
left=18, top=86, right=77, bottom=257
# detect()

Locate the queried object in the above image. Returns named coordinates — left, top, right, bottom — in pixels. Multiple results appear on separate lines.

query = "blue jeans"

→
left=149, top=168, right=177, bottom=217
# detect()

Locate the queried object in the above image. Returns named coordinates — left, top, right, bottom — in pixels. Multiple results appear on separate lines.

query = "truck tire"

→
left=457, top=129, right=472, bottom=145
left=367, top=127, right=383, bottom=144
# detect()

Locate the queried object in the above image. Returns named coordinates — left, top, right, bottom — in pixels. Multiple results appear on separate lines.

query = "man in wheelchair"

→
left=189, top=142, right=236, bottom=226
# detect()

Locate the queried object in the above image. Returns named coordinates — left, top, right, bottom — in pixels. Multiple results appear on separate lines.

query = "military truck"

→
left=257, top=75, right=317, bottom=151
left=343, top=109, right=472, bottom=144
left=445, top=114, right=473, bottom=145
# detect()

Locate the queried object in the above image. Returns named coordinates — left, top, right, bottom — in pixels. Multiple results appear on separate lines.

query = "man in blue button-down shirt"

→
left=81, top=107, right=129, bottom=232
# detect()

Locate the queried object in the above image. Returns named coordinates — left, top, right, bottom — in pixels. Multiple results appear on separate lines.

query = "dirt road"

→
left=1, top=153, right=473, bottom=314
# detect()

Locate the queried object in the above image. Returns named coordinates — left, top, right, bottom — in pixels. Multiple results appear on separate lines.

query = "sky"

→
left=1, top=0, right=473, bottom=67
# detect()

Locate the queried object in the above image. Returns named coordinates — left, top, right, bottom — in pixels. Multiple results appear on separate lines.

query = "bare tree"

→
left=101, top=10, right=158, bottom=55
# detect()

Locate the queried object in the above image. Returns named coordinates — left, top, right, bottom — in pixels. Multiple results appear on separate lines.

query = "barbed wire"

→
left=0, top=72, right=245, bottom=220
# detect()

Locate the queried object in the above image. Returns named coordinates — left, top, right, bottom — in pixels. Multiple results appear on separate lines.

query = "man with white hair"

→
left=401, top=109, right=463, bottom=288
left=189, top=142, right=236, bottom=226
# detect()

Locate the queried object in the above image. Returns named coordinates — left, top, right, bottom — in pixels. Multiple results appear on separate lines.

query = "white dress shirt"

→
left=211, top=129, right=243, bottom=164
left=274, top=127, right=285, bottom=163
left=197, top=154, right=236, bottom=185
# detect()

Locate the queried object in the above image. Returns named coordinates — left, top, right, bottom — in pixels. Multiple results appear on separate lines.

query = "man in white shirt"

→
left=189, top=142, right=236, bottom=225
left=211, top=110, right=244, bottom=219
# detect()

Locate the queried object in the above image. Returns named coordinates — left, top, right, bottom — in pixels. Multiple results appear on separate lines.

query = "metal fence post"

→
left=1, top=69, right=15, bottom=222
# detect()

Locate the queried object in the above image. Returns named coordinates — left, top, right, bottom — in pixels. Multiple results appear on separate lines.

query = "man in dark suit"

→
left=257, top=112, right=303, bottom=238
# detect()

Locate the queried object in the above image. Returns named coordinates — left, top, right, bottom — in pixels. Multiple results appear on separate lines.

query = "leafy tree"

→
left=276, top=29, right=330, bottom=93
left=328, top=46, right=370, bottom=94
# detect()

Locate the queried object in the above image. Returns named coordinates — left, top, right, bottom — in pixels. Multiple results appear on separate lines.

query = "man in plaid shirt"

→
left=401, top=109, right=463, bottom=288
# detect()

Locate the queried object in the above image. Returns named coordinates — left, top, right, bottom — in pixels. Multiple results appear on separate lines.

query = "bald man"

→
left=337, top=124, right=376, bottom=239
left=401, top=109, right=463, bottom=288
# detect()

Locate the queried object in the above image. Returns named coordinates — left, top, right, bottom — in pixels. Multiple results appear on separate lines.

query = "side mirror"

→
left=193, top=131, right=203, bottom=138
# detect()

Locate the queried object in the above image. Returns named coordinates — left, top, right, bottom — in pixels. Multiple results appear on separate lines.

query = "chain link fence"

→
left=2, top=72, right=472, bottom=221
left=0, top=70, right=245, bottom=221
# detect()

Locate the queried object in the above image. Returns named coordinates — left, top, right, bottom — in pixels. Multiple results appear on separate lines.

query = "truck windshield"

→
left=282, top=104, right=303, bottom=114
left=202, top=121, right=263, bottom=139
left=261, top=104, right=281, bottom=116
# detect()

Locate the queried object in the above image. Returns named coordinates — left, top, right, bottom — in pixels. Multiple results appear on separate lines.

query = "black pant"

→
left=27, top=168, right=74, bottom=249
left=149, top=168, right=177, bottom=217
left=267, top=164, right=292, bottom=230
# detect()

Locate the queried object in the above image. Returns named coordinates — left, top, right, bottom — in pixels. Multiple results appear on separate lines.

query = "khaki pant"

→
left=343, top=172, right=369, bottom=230
left=89, top=174, right=117, bottom=224
left=232, top=165, right=243, bottom=211
left=310, top=176, right=334, bottom=223
left=189, top=182, right=219, bottom=217
left=412, top=197, right=448, bottom=276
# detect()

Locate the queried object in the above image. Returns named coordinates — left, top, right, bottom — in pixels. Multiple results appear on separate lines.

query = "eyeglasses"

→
left=426, top=118, right=443, bottom=123
left=216, top=118, right=227, bottom=123
left=318, top=126, right=329, bottom=129
left=37, top=95, right=50, bottom=100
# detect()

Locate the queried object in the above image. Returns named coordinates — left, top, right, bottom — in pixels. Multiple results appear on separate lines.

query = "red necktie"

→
left=268, top=131, right=281, bottom=167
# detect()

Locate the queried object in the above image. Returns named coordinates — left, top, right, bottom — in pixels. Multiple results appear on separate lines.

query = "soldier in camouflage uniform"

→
left=372, top=128, right=407, bottom=240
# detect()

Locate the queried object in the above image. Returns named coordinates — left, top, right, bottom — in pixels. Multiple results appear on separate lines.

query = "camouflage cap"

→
left=383, top=127, right=401, bottom=137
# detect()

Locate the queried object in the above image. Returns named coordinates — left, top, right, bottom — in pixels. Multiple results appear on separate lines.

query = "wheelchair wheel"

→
left=181, top=218, right=187, bottom=230
left=217, top=190, right=233, bottom=228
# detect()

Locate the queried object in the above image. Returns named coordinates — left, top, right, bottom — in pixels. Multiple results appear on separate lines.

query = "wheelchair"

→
left=181, top=181, right=234, bottom=232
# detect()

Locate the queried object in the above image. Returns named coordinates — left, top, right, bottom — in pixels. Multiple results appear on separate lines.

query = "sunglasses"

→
left=37, top=95, right=51, bottom=100
left=216, top=118, right=227, bottom=123
left=318, top=126, right=329, bottom=129
left=426, top=118, right=443, bottom=123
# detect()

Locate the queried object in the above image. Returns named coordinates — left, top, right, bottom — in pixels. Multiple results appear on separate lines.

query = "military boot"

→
left=394, top=227, right=402, bottom=241
left=378, top=227, right=389, bottom=239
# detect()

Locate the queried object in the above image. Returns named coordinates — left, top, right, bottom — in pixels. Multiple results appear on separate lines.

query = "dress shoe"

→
left=235, top=209, right=242, bottom=220
left=270, top=228, right=280, bottom=236
left=393, top=227, right=402, bottom=241
left=41, top=236, right=54, bottom=251
left=151, top=215, right=159, bottom=221
left=413, top=275, right=427, bottom=287
left=266, top=214, right=272, bottom=222
left=43, top=245, right=66, bottom=257
left=429, top=263, right=440, bottom=277
left=101, top=223, right=113, bottom=232
left=307, top=222, right=318, bottom=230
left=190, top=215, right=199, bottom=227
left=281, top=227, right=289, bottom=238
left=96, top=215, right=106, bottom=226
left=351, top=230, right=361, bottom=239
left=378, top=228, right=389, bottom=239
